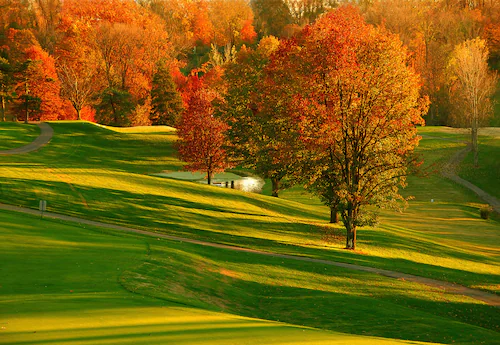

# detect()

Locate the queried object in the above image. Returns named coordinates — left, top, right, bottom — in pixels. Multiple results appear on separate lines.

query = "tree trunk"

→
left=345, top=227, right=355, bottom=249
left=76, top=107, right=81, bottom=121
left=329, top=205, right=338, bottom=223
left=472, top=120, right=478, bottom=167
left=271, top=177, right=280, bottom=197
left=25, top=100, right=29, bottom=124
left=1, top=96, right=5, bottom=122
left=344, top=206, right=357, bottom=250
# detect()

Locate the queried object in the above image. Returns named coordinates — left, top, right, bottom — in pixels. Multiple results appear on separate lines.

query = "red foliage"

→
left=21, top=45, right=65, bottom=121
left=177, top=77, right=231, bottom=183
left=240, top=19, right=257, bottom=43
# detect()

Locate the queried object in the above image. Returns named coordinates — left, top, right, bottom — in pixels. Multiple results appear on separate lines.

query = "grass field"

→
left=0, top=122, right=40, bottom=150
left=459, top=129, right=500, bottom=199
left=0, top=122, right=499, bottom=344
left=2, top=210, right=428, bottom=345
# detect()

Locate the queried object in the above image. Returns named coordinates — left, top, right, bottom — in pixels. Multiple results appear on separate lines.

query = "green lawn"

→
left=458, top=129, right=500, bottom=199
left=0, top=122, right=499, bottom=344
left=490, top=80, right=500, bottom=127
left=0, top=122, right=497, bottom=294
left=0, top=210, right=441, bottom=345
left=0, top=122, right=40, bottom=150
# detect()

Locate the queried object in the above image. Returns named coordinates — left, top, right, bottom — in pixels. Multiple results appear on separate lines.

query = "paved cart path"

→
left=441, top=144, right=500, bottom=213
left=1, top=202, right=498, bottom=307
left=0, top=122, right=53, bottom=155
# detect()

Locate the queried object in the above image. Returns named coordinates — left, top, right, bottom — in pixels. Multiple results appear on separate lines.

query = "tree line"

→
left=0, top=0, right=498, bottom=126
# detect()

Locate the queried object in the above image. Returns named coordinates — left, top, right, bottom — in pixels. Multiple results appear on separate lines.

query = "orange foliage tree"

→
left=272, top=6, right=428, bottom=249
left=176, top=74, right=232, bottom=184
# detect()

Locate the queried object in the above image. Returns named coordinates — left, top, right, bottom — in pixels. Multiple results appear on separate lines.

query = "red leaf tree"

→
left=176, top=76, right=232, bottom=184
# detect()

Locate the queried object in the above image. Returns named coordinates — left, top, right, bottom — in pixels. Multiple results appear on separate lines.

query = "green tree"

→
left=221, top=37, right=296, bottom=197
left=95, top=87, right=133, bottom=126
left=150, top=62, right=184, bottom=126
left=251, top=0, right=292, bottom=38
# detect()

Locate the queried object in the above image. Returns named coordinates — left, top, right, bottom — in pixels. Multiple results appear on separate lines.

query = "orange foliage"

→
left=23, top=45, right=66, bottom=120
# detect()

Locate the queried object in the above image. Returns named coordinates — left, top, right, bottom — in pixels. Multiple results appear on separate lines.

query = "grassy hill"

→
left=0, top=121, right=499, bottom=344
left=2, top=210, right=424, bottom=345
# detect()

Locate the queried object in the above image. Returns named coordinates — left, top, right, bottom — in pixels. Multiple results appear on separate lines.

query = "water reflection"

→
left=208, top=177, right=265, bottom=194
left=233, top=177, right=265, bottom=193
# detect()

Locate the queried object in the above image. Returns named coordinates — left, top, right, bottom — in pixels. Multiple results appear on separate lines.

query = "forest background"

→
left=0, top=0, right=498, bottom=127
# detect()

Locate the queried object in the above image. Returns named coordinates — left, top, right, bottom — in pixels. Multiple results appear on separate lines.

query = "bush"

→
left=480, top=206, right=493, bottom=220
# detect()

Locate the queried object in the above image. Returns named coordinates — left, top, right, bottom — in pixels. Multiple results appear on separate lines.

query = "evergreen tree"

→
left=95, top=87, right=134, bottom=126
left=150, top=62, right=184, bottom=126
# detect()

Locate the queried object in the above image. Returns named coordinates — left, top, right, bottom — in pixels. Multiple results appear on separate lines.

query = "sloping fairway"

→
left=0, top=123, right=40, bottom=151
left=0, top=122, right=499, bottom=344
left=459, top=128, right=500, bottom=199
left=0, top=210, right=435, bottom=345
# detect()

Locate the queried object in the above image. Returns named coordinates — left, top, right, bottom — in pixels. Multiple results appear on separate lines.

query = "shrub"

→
left=480, top=206, right=493, bottom=220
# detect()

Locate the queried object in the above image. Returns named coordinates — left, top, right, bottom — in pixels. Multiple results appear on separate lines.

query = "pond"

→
left=152, top=171, right=265, bottom=194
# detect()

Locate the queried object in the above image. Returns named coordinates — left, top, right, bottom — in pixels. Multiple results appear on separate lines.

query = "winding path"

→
left=0, top=202, right=498, bottom=307
left=0, top=122, right=53, bottom=155
left=441, top=144, right=500, bottom=213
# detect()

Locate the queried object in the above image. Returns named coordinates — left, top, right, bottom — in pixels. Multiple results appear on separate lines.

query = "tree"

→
left=275, top=6, right=428, bottom=249
left=448, top=38, right=498, bottom=166
left=177, top=76, right=231, bottom=185
left=57, top=63, right=94, bottom=120
left=95, top=88, right=134, bottom=126
left=251, top=0, right=292, bottom=38
left=208, top=0, right=256, bottom=46
left=0, top=57, right=15, bottom=121
left=221, top=36, right=298, bottom=197
left=150, top=61, right=184, bottom=126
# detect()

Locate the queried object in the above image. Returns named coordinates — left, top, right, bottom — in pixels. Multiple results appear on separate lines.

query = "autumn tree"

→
left=277, top=6, right=428, bottom=249
left=208, top=0, right=256, bottom=46
left=448, top=38, right=498, bottom=166
left=177, top=76, right=231, bottom=185
left=0, top=57, right=15, bottom=121
left=221, top=36, right=298, bottom=197
left=150, top=61, right=184, bottom=126
left=57, top=63, right=94, bottom=120
left=251, top=0, right=292, bottom=38
left=285, top=0, right=338, bottom=26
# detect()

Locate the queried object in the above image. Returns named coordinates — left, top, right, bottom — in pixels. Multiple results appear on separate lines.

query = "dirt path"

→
left=441, top=144, right=500, bottom=213
left=1, top=202, right=498, bottom=307
left=0, top=122, right=53, bottom=155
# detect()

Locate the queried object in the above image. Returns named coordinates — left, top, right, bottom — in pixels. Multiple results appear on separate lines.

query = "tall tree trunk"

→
left=344, top=206, right=357, bottom=250
left=207, top=173, right=211, bottom=185
left=271, top=177, right=280, bottom=197
left=1, top=96, right=5, bottom=122
left=330, top=205, right=338, bottom=223
left=25, top=100, right=29, bottom=124
left=472, top=116, right=478, bottom=167
left=76, top=107, right=81, bottom=121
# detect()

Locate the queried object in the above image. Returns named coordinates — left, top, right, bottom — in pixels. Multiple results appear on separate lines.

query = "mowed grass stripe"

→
left=0, top=210, right=437, bottom=345
left=0, top=122, right=497, bottom=293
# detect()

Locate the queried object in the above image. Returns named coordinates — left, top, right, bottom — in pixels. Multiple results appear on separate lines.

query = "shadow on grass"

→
left=123, top=239, right=500, bottom=345
left=0, top=176, right=498, bottom=294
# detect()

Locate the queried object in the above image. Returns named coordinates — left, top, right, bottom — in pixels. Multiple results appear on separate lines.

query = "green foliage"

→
left=251, top=0, right=292, bottom=38
left=150, top=62, right=184, bottom=126
left=95, top=88, right=134, bottom=126
left=459, top=131, right=500, bottom=199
